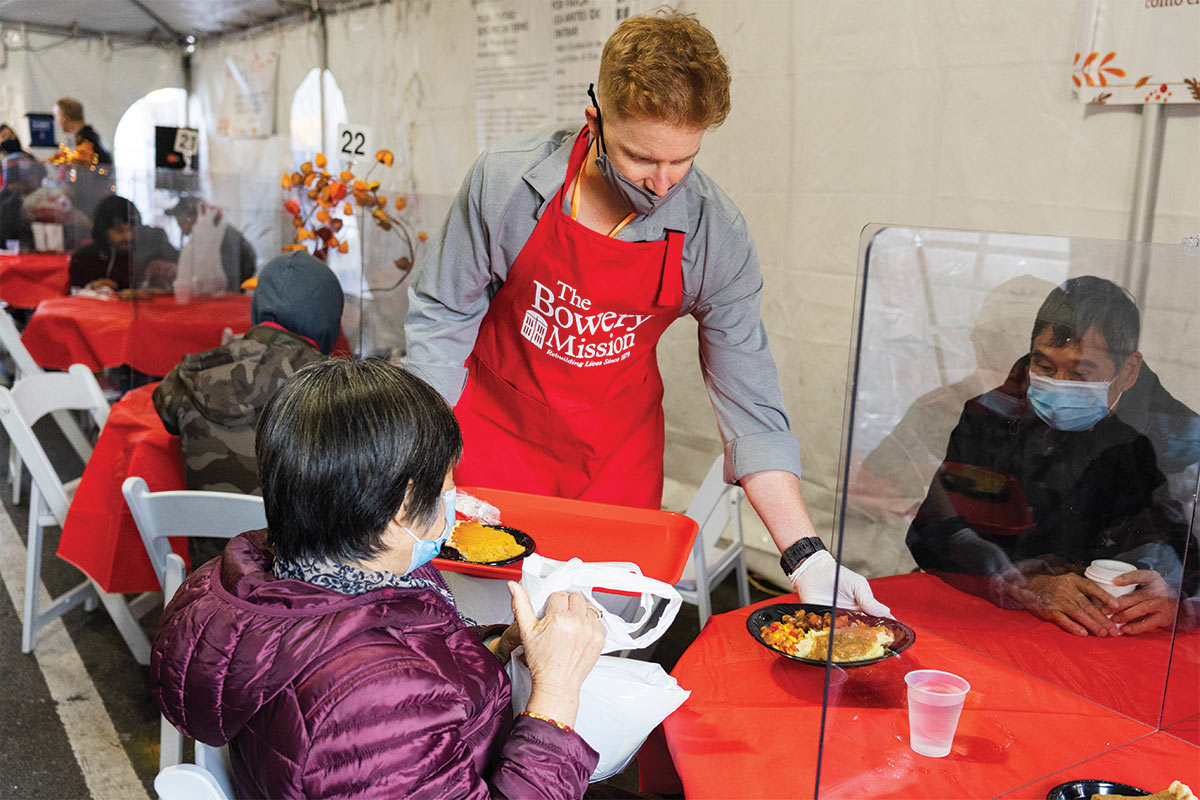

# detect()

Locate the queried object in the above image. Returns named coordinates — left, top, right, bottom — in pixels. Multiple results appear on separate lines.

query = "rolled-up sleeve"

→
left=688, top=212, right=803, bottom=484
left=404, top=153, right=497, bottom=406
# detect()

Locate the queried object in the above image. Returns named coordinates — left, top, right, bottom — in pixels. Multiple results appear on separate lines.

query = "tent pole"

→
left=1124, top=103, right=1165, bottom=301
left=317, top=8, right=329, bottom=155
left=182, top=51, right=193, bottom=127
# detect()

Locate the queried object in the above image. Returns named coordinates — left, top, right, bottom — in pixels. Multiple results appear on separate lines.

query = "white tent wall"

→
left=14, top=1, right=1196, bottom=574
left=0, top=30, right=182, bottom=155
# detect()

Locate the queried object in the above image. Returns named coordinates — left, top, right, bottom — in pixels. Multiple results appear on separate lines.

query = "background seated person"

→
left=69, top=194, right=178, bottom=291
left=907, top=276, right=1196, bottom=637
left=0, top=154, right=45, bottom=251
left=151, top=358, right=604, bottom=799
left=165, top=196, right=257, bottom=292
left=153, top=250, right=343, bottom=566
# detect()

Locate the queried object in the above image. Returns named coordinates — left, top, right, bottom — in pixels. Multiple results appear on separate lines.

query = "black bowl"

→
left=746, top=602, right=916, bottom=667
left=438, top=524, right=535, bottom=567
left=1045, top=779, right=1149, bottom=800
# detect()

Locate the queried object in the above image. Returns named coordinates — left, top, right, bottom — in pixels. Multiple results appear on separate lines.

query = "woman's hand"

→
left=508, top=581, right=604, bottom=728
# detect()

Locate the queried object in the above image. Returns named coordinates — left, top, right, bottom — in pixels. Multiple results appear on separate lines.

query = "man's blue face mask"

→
left=402, top=487, right=456, bottom=575
left=1026, top=374, right=1116, bottom=431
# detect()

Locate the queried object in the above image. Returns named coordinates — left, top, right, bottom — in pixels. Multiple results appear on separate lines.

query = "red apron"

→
left=454, top=127, right=684, bottom=509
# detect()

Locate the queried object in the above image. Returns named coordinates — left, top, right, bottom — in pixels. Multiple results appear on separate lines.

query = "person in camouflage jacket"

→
left=153, top=251, right=344, bottom=566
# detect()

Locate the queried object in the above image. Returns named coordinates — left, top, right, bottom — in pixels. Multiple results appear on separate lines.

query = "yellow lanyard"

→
left=571, top=140, right=636, bottom=238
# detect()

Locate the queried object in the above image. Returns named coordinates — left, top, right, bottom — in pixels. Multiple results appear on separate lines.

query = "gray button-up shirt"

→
left=405, top=124, right=802, bottom=484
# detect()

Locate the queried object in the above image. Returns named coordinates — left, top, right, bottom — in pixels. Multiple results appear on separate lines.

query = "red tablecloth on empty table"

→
left=22, top=294, right=253, bottom=376
left=0, top=253, right=70, bottom=308
left=650, top=572, right=1198, bottom=799
left=56, top=383, right=190, bottom=594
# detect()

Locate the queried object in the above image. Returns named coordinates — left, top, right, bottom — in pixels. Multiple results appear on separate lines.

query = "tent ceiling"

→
left=0, top=0, right=362, bottom=42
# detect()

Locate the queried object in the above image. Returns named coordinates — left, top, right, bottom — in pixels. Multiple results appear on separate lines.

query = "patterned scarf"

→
left=274, top=555, right=473, bottom=624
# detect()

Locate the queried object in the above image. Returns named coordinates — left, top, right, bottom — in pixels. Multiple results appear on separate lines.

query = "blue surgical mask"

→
left=402, top=487, right=456, bottom=575
left=588, top=83, right=692, bottom=217
left=1026, top=374, right=1115, bottom=431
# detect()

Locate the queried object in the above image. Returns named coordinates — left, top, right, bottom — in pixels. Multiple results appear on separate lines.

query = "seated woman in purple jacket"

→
left=150, top=358, right=604, bottom=799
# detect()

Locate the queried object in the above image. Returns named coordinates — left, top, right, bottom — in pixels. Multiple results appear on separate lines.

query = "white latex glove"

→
left=788, top=550, right=892, bottom=618
left=455, top=490, right=502, bottom=525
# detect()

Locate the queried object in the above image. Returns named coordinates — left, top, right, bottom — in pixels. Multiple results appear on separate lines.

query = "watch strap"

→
left=780, top=537, right=827, bottom=576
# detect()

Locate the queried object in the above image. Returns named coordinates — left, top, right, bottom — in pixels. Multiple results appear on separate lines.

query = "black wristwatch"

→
left=780, top=537, right=827, bottom=577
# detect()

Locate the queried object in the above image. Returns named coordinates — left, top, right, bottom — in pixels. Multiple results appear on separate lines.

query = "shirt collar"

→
left=523, top=127, right=691, bottom=239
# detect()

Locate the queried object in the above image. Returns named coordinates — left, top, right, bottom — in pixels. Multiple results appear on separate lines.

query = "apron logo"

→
left=528, top=279, right=653, bottom=367
left=520, top=309, right=547, bottom=348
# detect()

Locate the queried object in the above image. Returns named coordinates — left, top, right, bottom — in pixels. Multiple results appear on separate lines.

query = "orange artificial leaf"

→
left=298, top=228, right=312, bottom=241
left=280, top=174, right=291, bottom=189
left=308, top=188, right=320, bottom=200
left=1084, top=72, right=1094, bottom=86
left=352, top=179, right=368, bottom=192
left=418, top=231, right=428, bottom=243
left=395, top=197, right=407, bottom=211
left=315, top=152, right=327, bottom=168
left=377, top=194, right=387, bottom=207
left=284, top=199, right=301, bottom=216
left=1072, top=75, right=1081, bottom=88
left=339, top=170, right=355, bottom=183
left=1082, top=52, right=1098, bottom=68
left=300, top=161, right=314, bottom=175
left=329, top=182, right=347, bottom=203
left=338, top=242, right=349, bottom=254
left=1103, top=68, right=1125, bottom=77
left=292, top=215, right=304, bottom=228
left=1134, top=75, right=1150, bottom=88
left=343, top=202, right=354, bottom=215
left=303, top=172, right=317, bottom=187
left=1100, top=52, right=1115, bottom=66
left=371, top=208, right=389, bottom=222
left=291, top=172, right=304, bottom=186
left=317, top=209, right=331, bottom=223
left=1098, top=73, right=1107, bottom=87
left=368, top=180, right=381, bottom=191
left=376, top=149, right=394, bottom=167
left=1073, top=52, right=1080, bottom=65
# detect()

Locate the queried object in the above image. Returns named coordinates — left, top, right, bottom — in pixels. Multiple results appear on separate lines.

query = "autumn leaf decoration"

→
left=1072, top=51, right=1126, bottom=88
left=280, top=149, right=427, bottom=286
left=1187, top=78, right=1200, bottom=102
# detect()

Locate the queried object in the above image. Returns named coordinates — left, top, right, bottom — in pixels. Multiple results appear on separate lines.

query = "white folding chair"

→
left=0, top=307, right=94, bottom=503
left=0, top=364, right=152, bottom=663
left=122, top=475, right=266, bottom=773
left=675, top=456, right=751, bottom=630
left=153, top=743, right=235, bottom=800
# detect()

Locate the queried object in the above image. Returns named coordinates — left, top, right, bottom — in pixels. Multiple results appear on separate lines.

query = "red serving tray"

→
left=432, top=486, right=699, bottom=584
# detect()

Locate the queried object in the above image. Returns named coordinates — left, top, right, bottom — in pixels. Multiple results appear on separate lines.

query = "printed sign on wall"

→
left=217, top=50, right=280, bottom=137
left=1072, top=0, right=1200, bottom=105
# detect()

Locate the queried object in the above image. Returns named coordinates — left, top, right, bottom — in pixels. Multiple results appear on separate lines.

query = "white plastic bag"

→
left=507, top=554, right=690, bottom=781
left=174, top=203, right=229, bottom=301
left=518, top=553, right=681, bottom=654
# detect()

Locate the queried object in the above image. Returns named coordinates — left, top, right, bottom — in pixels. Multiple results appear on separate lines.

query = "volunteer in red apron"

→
left=405, top=9, right=887, bottom=615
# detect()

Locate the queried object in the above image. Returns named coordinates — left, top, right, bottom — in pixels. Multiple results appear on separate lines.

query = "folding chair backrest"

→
left=0, top=308, right=42, bottom=377
left=685, top=456, right=742, bottom=551
left=122, top=476, right=266, bottom=594
left=0, top=364, right=109, bottom=526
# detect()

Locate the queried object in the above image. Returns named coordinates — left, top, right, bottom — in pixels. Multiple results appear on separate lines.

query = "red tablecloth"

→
left=22, top=294, right=254, bottom=376
left=0, top=253, right=70, bottom=308
left=56, top=383, right=189, bottom=593
left=650, top=573, right=1198, bottom=799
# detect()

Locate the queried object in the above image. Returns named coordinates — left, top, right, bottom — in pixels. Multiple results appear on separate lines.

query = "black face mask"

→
left=587, top=84, right=693, bottom=217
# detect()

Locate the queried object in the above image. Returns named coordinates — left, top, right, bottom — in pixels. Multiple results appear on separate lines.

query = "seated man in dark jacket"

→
left=69, top=195, right=178, bottom=290
left=165, top=196, right=258, bottom=292
left=0, top=154, right=45, bottom=251
left=907, top=276, right=1197, bottom=637
left=153, top=250, right=344, bottom=566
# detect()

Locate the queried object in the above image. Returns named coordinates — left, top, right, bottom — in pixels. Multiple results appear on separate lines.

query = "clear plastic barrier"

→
left=819, top=225, right=1199, bottom=797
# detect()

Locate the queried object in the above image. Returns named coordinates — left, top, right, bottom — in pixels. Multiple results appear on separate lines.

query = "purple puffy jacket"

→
left=150, top=530, right=598, bottom=799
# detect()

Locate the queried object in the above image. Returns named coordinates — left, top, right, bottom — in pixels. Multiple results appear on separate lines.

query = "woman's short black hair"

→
left=1031, top=275, right=1140, bottom=367
left=256, top=358, right=463, bottom=563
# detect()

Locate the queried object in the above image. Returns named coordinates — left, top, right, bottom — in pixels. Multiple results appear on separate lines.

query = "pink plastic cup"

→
left=904, top=669, right=971, bottom=757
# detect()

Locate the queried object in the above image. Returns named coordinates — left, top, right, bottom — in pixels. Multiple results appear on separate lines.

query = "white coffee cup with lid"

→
left=1084, top=559, right=1138, bottom=596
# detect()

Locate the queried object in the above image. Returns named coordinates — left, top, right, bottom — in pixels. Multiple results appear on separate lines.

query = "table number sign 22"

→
left=336, top=124, right=372, bottom=163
